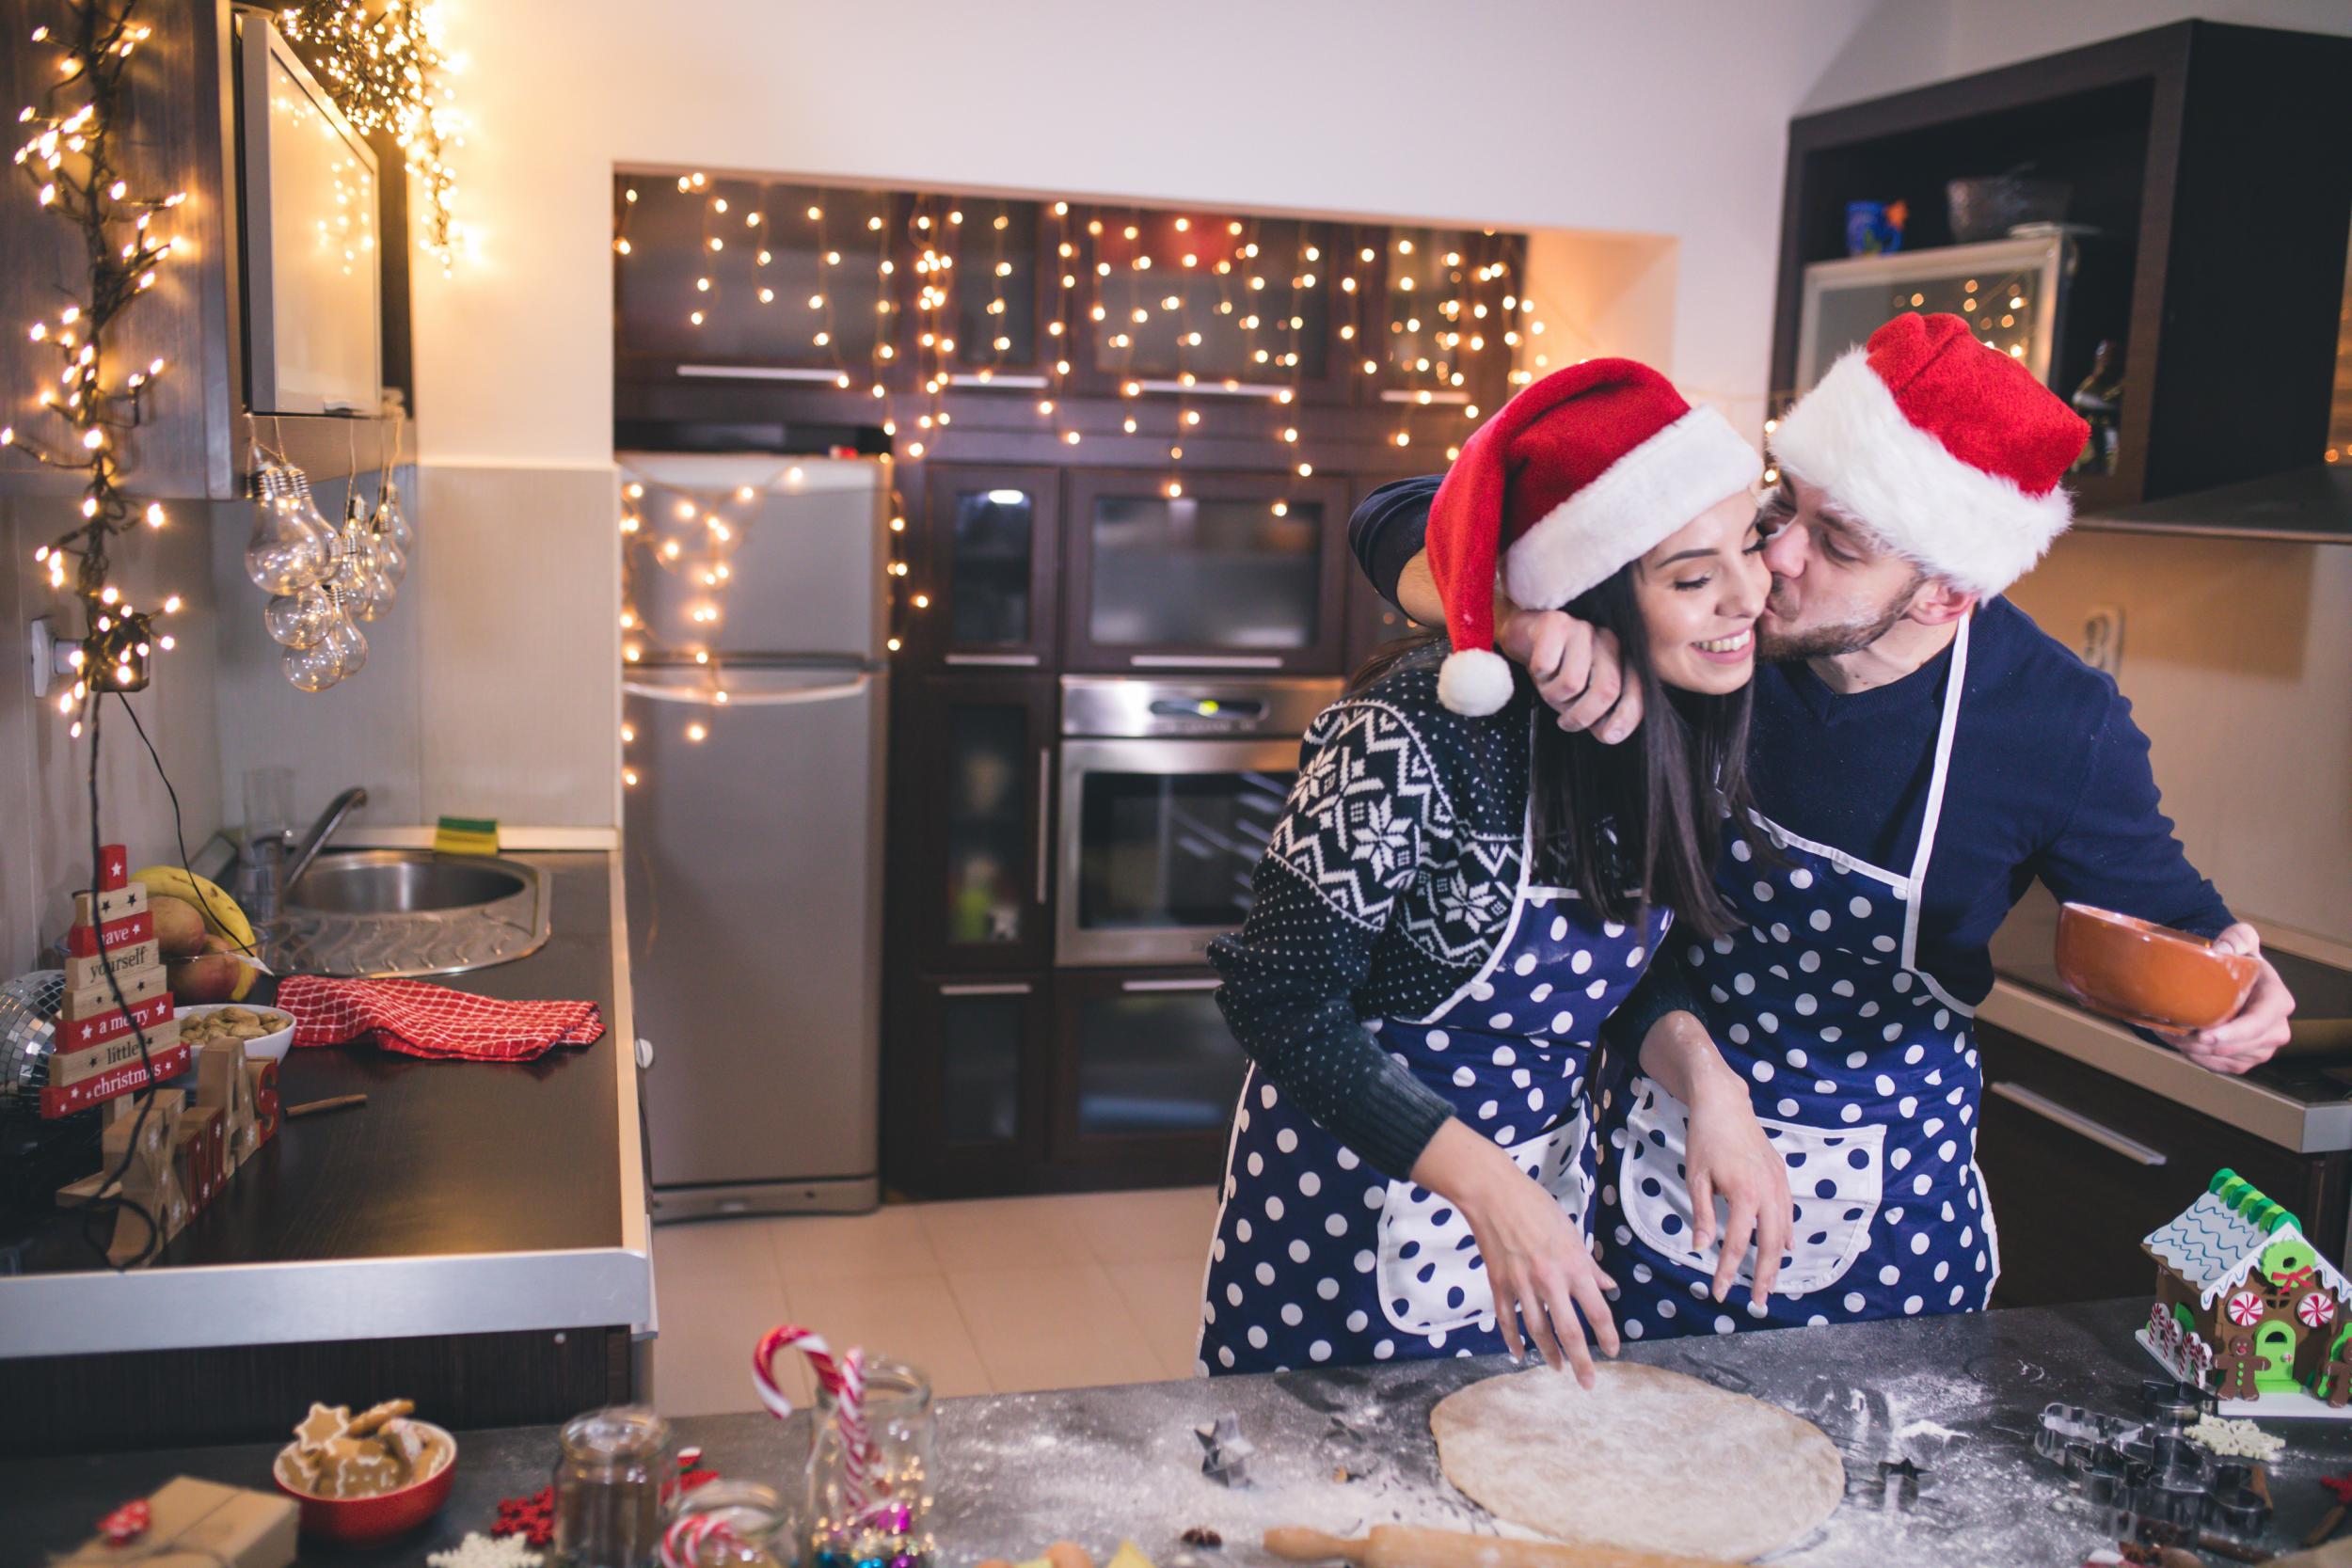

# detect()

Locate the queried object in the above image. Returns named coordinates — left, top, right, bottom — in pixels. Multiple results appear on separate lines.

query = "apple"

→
left=167, top=933, right=243, bottom=1005
left=151, top=894, right=208, bottom=959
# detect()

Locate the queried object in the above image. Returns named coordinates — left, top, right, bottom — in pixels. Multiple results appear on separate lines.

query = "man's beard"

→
left=1756, top=572, right=1924, bottom=661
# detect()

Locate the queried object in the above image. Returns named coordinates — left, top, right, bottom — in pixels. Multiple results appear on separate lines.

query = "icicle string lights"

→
left=7, top=1, right=189, bottom=736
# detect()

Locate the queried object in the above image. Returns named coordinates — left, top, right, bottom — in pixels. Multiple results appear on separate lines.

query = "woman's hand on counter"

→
left=2160, top=924, right=2295, bottom=1074
left=1410, top=1117, right=1620, bottom=1387
left=1640, top=1010, right=1794, bottom=1307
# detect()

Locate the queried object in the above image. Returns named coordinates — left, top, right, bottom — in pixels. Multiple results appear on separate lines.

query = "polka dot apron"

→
left=1602, top=615, right=2002, bottom=1340
left=1198, top=846, right=1669, bottom=1376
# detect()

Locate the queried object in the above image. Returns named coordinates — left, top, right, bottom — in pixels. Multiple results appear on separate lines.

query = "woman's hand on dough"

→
left=1685, top=1070, right=1793, bottom=1307
left=1412, top=1117, right=1620, bottom=1386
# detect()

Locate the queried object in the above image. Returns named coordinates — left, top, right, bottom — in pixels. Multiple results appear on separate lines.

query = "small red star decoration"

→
left=2322, top=1473, right=2352, bottom=1505
left=98, top=1498, right=151, bottom=1544
left=492, top=1486, right=556, bottom=1548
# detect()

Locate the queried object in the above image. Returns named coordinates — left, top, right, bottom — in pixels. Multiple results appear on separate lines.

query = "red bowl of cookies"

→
left=273, top=1400, right=457, bottom=1544
left=2056, top=902, right=2261, bottom=1032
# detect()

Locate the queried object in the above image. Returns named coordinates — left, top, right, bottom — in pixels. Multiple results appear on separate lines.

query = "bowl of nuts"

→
left=178, top=1003, right=295, bottom=1062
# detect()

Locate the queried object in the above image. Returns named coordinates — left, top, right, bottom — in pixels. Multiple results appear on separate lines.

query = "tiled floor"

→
left=649, top=1188, right=1218, bottom=1417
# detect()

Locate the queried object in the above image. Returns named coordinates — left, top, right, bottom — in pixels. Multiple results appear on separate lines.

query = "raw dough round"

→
left=1431, top=1362, right=1845, bottom=1562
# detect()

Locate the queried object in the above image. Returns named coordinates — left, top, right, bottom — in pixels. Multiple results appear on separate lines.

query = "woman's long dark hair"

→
left=1349, top=572, right=1761, bottom=942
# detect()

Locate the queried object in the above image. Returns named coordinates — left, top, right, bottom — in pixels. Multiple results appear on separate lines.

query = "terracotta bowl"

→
left=273, top=1422, right=457, bottom=1544
left=2056, top=902, right=2260, bottom=1031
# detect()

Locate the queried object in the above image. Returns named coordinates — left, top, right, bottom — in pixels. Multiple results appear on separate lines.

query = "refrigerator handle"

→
left=1035, top=747, right=1054, bottom=908
left=623, top=673, right=874, bottom=707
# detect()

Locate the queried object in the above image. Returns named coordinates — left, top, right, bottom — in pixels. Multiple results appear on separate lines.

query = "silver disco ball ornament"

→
left=0, top=971, right=65, bottom=1102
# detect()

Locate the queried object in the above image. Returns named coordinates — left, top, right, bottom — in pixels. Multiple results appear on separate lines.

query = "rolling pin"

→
left=1265, top=1525, right=1737, bottom=1568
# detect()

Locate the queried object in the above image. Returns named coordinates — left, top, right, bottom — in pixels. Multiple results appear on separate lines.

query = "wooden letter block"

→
left=61, top=962, right=167, bottom=1022
left=243, top=1057, right=281, bottom=1146
left=72, top=881, right=149, bottom=928
left=197, top=1040, right=258, bottom=1167
left=46, top=1017, right=183, bottom=1087
left=172, top=1108, right=225, bottom=1211
left=40, top=1041, right=190, bottom=1117
left=62, top=937, right=162, bottom=992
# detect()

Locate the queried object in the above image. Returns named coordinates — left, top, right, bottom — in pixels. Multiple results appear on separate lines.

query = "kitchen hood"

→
left=2080, top=465, right=2352, bottom=545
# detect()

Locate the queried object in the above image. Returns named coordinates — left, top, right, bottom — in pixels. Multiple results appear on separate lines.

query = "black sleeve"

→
left=1348, top=475, right=1442, bottom=614
left=1208, top=700, right=1458, bottom=1180
left=1597, top=941, right=1706, bottom=1058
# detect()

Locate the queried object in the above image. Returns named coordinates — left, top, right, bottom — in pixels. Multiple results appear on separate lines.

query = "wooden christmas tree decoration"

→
left=2142, top=1168, right=2352, bottom=1418
left=42, top=845, right=185, bottom=1117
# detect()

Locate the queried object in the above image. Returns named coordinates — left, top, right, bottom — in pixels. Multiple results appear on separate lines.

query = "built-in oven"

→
left=1055, top=674, right=1341, bottom=967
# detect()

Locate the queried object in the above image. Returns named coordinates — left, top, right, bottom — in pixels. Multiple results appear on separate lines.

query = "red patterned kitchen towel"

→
left=275, top=975, right=605, bottom=1061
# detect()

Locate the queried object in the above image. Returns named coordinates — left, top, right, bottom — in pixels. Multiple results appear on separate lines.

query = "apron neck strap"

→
left=1899, top=612, right=1972, bottom=969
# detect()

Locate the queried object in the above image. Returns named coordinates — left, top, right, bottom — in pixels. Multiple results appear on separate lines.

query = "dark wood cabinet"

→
left=905, top=464, right=1059, bottom=671
left=884, top=974, right=1053, bottom=1197
left=1974, top=1020, right=2350, bottom=1308
left=889, top=673, right=1057, bottom=974
left=1046, top=969, right=1246, bottom=1189
left=1772, top=22, right=2352, bottom=515
left=1058, top=467, right=1350, bottom=674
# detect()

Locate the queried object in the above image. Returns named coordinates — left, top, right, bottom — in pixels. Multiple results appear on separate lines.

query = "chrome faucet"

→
left=284, top=786, right=369, bottom=892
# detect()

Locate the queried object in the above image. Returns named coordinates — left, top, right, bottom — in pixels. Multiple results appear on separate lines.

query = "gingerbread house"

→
left=2143, top=1169, right=2352, bottom=1404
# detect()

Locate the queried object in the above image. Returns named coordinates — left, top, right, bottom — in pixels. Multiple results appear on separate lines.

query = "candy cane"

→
left=662, top=1513, right=740, bottom=1568
left=755, top=1323, right=872, bottom=1507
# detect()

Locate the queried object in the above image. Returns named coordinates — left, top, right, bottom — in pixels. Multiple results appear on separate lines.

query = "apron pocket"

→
left=1376, top=1107, right=1591, bottom=1336
left=1617, top=1080, right=1883, bottom=1296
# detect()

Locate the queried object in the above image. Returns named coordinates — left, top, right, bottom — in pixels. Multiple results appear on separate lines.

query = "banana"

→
left=133, top=864, right=255, bottom=955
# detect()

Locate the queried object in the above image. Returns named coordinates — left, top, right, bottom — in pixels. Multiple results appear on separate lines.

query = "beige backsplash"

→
left=2005, top=528, right=2352, bottom=946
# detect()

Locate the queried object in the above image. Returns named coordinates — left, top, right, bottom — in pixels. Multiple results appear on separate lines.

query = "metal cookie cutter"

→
left=1195, top=1412, right=1256, bottom=1489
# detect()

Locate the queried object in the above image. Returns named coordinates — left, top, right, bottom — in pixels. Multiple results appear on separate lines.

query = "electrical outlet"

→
left=2081, top=604, right=2124, bottom=674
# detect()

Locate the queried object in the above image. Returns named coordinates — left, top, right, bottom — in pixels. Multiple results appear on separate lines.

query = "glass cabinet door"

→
left=1061, top=469, right=1348, bottom=673
left=888, top=977, right=1047, bottom=1196
left=900, top=675, right=1054, bottom=970
left=913, top=466, right=1058, bottom=669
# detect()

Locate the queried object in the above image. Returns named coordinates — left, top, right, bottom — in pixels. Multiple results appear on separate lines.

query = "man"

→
left=1348, top=312, right=2294, bottom=1338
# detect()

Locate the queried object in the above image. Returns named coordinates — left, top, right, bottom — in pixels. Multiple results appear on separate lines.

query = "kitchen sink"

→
left=290, top=851, right=532, bottom=915
left=271, top=850, right=550, bottom=978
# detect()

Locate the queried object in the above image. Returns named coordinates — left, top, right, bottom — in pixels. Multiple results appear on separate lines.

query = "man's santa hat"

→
left=1428, top=358, right=1758, bottom=716
left=1769, top=311, right=2090, bottom=598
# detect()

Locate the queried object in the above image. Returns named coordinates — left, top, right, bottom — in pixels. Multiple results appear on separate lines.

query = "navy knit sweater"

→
left=1350, top=476, right=2234, bottom=1008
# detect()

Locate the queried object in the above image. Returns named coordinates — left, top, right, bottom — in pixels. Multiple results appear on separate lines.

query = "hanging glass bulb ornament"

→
left=244, top=450, right=333, bottom=594
left=282, top=630, right=343, bottom=691
left=373, top=477, right=414, bottom=553
left=321, top=587, right=369, bottom=680
left=336, top=490, right=396, bottom=621
left=264, top=585, right=335, bottom=649
left=374, top=531, right=410, bottom=589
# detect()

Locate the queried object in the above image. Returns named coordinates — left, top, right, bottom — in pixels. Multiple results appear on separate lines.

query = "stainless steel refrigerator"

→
left=620, top=452, right=887, bottom=1219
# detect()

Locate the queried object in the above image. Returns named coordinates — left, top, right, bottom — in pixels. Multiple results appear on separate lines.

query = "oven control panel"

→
left=1060, top=675, right=1341, bottom=738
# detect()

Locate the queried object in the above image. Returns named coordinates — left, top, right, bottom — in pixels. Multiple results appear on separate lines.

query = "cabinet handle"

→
left=1988, top=1081, right=2169, bottom=1167
left=946, top=653, right=1041, bottom=667
left=939, top=982, right=1034, bottom=997
left=1035, top=747, right=1054, bottom=906
left=1121, top=977, right=1221, bottom=993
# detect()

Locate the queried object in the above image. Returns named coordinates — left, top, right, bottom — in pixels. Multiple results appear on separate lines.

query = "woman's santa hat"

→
left=1427, top=358, right=1758, bottom=716
left=1768, top=311, right=2090, bottom=598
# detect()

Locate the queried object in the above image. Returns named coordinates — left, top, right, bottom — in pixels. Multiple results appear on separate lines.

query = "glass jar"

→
left=671, top=1479, right=793, bottom=1568
left=805, top=1359, right=935, bottom=1568
left=552, top=1404, right=672, bottom=1568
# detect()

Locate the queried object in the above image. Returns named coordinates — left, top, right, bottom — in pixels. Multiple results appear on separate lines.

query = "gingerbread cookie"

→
left=347, top=1397, right=415, bottom=1437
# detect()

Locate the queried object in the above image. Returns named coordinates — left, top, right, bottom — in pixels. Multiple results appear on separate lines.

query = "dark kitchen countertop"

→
left=0, top=850, right=652, bottom=1358
left=3, top=1298, right=2347, bottom=1566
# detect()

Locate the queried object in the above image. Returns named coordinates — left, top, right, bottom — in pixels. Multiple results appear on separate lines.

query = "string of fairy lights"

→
left=607, top=172, right=1586, bottom=761
left=5, top=1, right=189, bottom=737
left=278, top=0, right=466, bottom=274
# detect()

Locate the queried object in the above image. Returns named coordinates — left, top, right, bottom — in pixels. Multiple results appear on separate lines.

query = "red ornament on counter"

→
left=97, top=1497, right=151, bottom=1543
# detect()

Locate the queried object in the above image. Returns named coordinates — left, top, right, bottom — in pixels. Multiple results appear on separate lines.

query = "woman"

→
left=1200, top=359, right=1791, bottom=1382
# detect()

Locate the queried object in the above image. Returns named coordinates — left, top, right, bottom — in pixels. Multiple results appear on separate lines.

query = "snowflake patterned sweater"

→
left=1209, top=647, right=1669, bottom=1179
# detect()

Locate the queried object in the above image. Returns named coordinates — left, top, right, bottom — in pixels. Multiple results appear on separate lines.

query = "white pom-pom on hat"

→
left=1438, top=647, right=1515, bottom=718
